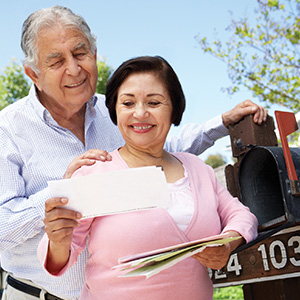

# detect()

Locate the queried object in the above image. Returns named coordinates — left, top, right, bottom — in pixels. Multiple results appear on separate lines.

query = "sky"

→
left=0, top=0, right=292, bottom=163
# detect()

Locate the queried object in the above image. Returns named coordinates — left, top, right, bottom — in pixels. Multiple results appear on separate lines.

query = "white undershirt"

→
left=166, top=167, right=194, bottom=232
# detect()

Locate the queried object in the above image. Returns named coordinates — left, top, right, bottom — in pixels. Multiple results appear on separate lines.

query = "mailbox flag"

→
left=275, top=111, right=298, bottom=181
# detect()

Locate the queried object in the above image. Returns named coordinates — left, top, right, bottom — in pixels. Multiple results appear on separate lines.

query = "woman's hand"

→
left=43, top=197, right=82, bottom=273
left=192, top=231, right=244, bottom=270
left=44, top=197, right=81, bottom=245
left=192, top=243, right=232, bottom=270
left=64, top=149, right=112, bottom=179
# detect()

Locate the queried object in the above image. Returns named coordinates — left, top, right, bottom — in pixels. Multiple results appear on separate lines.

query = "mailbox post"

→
left=213, top=114, right=300, bottom=300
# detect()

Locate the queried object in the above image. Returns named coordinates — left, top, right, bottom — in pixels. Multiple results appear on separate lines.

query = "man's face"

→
left=26, top=25, right=98, bottom=115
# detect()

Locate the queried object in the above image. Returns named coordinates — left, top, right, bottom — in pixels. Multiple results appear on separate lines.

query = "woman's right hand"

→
left=44, top=197, right=81, bottom=246
left=43, top=197, right=82, bottom=273
left=63, top=149, right=112, bottom=179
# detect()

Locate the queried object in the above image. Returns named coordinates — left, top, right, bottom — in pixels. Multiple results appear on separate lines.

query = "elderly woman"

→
left=38, top=56, right=258, bottom=300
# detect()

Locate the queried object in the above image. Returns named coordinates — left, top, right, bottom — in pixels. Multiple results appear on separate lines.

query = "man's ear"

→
left=24, top=65, right=42, bottom=91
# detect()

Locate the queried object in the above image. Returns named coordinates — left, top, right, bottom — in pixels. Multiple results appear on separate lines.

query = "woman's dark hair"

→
left=105, top=56, right=185, bottom=126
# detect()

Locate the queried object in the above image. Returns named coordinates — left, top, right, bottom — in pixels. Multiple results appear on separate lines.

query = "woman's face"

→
left=116, top=72, right=173, bottom=152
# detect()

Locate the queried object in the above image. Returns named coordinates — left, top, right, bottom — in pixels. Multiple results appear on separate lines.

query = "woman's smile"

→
left=130, top=123, right=154, bottom=132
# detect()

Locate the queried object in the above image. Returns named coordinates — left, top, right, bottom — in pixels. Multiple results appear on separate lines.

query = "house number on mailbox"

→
left=258, top=236, right=300, bottom=271
left=208, top=253, right=242, bottom=280
left=209, top=235, right=300, bottom=281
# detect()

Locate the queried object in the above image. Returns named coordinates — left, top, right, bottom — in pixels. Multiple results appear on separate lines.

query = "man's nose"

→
left=65, top=57, right=81, bottom=76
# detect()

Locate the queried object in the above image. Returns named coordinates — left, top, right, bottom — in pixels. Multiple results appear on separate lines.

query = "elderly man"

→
left=0, top=5, right=267, bottom=300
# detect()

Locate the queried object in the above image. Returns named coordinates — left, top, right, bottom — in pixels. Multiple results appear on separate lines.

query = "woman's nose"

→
left=133, top=104, right=150, bottom=119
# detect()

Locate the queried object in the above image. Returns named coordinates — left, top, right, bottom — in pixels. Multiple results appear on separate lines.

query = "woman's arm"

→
left=42, top=197, right=81, bottom=274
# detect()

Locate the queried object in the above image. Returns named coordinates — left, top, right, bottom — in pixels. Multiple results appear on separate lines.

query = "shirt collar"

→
left=29, top=84, right=48, bottom=120
left=87, top=94, right=98, bottom=108
left=29, top=84, right=98, bottom=123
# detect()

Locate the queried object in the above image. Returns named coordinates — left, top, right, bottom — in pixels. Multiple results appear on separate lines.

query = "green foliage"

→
left=213, top=285, right=244, bottom=299
left=96, top=60, right=114, bottom=94
left=197, top=0, right=300, bottom=113
left=205, top=153, right=227, bottom=169
left=0, top=59, right=30, bottom=110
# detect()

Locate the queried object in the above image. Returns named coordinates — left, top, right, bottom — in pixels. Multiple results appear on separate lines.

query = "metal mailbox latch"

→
left=289, top=180, right=300, bottom=196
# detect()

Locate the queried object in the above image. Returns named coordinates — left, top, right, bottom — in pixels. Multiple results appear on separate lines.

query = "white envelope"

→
left=48, top=166, right=170, bottom=219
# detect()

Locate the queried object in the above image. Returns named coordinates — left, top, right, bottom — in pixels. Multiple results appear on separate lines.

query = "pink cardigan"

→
left=38, top=150, right=257, bottom=300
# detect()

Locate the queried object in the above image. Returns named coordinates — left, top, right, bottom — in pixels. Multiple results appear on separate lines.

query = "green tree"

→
left=197, top=0, right=300, bottom=112
left=96, top=60, right=114, bottom=94
left=205, top=153, right=226, bottom=169
left=0, top=60, right=30, bottom=110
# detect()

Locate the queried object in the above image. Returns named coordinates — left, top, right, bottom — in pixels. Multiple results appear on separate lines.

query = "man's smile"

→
left=65, top=79, right=86, bottom=88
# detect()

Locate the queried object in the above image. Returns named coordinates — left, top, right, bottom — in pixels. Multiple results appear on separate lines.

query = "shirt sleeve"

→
left=211, top=169, right=258, bottom=243
left=164, top=115, right=229, bottom=155
left=0, top=127, right=48, bottom=252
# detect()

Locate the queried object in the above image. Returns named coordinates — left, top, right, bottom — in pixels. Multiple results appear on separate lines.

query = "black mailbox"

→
left=238, top=145, right=300, bottom=231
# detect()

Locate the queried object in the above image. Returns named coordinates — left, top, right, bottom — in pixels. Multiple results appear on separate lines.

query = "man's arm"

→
left=164, top=100, right=268, bottom=155
left=164, top=115, right=227, bottom=155
left=0, top=133, right=47, bottom=251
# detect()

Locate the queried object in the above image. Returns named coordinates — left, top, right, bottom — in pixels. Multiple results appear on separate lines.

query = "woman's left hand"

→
left=192, top=243, right=232, bottom=270
left=192, top=231, right=244, bottom=270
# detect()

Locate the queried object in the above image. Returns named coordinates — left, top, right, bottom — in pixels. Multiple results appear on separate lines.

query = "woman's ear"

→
left=24, top=65, right=42, bottom=91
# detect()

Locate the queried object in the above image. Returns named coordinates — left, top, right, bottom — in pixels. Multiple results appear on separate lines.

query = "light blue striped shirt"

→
left=0, top=85, right=228, bottom=299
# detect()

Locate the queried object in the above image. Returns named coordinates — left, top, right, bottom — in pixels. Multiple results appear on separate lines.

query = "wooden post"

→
left=215, top=114, right=300, bottom=300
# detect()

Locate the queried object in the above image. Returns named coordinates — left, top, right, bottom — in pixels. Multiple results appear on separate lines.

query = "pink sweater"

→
left=38, top=150, right=257, bottom=300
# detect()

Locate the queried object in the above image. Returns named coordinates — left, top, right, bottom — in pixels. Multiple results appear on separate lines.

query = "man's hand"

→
left=64, top=149, right=112, bottom=179
left=222, top=100, right=268, bottom=128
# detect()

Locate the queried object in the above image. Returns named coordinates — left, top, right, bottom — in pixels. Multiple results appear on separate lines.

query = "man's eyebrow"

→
left=46, top=52, right=62, bottom=62
left=73, top=42, right=89, bottom=51
left=45, top=42, right=89, bottom=63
